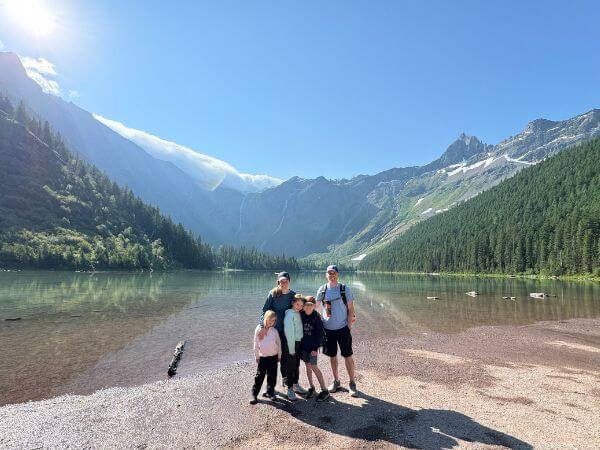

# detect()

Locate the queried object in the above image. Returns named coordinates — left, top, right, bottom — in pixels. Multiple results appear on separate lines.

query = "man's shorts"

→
left=300, top=350, right=318, bottom=365
left=323, top=326, right=353, bottom=358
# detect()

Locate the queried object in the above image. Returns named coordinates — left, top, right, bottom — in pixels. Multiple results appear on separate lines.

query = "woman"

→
left=258, top=272, right=307, bottom=395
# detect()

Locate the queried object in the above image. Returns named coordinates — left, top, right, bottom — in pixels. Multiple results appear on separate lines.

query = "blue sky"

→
left=1, top=0, right=599, bottom=180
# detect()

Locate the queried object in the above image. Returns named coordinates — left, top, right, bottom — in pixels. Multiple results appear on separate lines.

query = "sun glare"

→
left=4, top=0, right=56, bottom=36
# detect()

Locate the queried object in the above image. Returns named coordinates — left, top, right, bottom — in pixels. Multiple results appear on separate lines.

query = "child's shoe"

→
left=249, top=395, right=258, bottom=405
left=328, top=379, right=341, bottom=393
left=293, top=383, right=308, bottom=395
left=287, top=388, right=298, bottom=401
left=305, top=386, right=315, bottom=398
left=316, top=389, right=330, bottom=402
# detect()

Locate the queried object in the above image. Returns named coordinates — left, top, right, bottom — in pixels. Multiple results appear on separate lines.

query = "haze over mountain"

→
left=93, top=114, right=282, bottom=193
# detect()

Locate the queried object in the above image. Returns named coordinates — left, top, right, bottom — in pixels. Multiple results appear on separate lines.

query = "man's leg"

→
left=344, top=355, right=356, bottom=383
left=330, top=356, right=339, bottom=381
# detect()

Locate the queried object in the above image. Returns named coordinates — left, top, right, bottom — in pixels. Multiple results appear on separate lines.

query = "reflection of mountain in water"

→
left=0, top=272, right=201, bottom=406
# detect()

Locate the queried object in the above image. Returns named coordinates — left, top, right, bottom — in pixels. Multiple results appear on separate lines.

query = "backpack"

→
left=318, top=283, right=354, bottom=317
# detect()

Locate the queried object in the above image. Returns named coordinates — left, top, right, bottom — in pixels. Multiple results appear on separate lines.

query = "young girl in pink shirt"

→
left=251, top=310, right=281, bottom=404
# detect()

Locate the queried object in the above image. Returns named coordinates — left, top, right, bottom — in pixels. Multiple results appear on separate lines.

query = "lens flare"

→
left=4, top=0, right=56, bottom=36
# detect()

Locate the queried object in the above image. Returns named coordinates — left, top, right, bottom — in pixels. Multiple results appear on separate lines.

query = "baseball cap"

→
left=304, top=296, right=316, bottom=305
left=326, top=265, right=339, bottom=274
left=276, top=271, right=291, bottom=281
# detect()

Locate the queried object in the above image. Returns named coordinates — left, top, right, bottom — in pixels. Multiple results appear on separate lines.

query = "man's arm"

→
left=348, top=301, right=356, bottom=329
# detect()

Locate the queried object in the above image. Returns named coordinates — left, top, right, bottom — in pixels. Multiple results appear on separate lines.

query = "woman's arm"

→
left=258, top=294, right=273, bottom=328
left=275, top=332, right=282, bottom=361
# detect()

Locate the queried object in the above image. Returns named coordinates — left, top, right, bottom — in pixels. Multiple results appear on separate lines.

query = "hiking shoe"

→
left=316, top=389, right=330, bottom=402
left=305, top=386, right=315, bottom=398
left=287, top=388, right=298, bottom=401
left=293, top=383, right=308, bottom=395
left=349, top=381, right=359, bottom=397
left=328, top=379, right=341, bottom=393
left=249, top=395, right=258, bottom=405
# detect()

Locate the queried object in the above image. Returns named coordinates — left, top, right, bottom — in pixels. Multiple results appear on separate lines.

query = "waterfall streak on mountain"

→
left=236, top=194, right=247, bottom=236
left=273, top=199, right=288, bottom=235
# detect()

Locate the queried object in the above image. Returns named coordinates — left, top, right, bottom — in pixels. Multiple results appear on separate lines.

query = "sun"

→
left=3, top=0, right=56, bottom=37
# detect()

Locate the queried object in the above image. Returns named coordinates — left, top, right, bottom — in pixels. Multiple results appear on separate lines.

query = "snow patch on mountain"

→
left=414, top=197, right=425, bottom=207
left=447, top=157, right=496, bottom=176
left=351, top=253, right=367, bottom=261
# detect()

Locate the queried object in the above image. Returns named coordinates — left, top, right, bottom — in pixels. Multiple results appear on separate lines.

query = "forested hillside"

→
left=0, top=96, right=297, bottom=271
left=361, top=138, right=600, bottom=276
left=0, top=96, right=215, bottom=270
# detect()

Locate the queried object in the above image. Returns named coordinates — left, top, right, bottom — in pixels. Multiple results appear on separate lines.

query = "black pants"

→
left=252, top=355, right=278, bottom=397
left=285, top=341, right=301, bottom=388
left=279, top=330, right=290, bottom=386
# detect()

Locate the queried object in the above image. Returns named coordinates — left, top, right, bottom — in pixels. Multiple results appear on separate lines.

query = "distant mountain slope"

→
left=0, top=100, right=214, bottom=270
left=0, top=52, right=240, bottom=245
left=360, top=138, right=600, bottom=276
left=224, top=109, right=600, bottom=260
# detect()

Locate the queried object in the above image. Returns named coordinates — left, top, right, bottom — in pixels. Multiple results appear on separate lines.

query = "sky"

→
left=0, top=0, right=599, bottom=181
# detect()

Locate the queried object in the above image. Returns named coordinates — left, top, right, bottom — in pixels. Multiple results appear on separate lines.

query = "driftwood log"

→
left=168, top=340, right=186, bottom=377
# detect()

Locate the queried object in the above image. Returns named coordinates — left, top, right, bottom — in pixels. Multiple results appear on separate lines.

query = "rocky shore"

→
left=1, top=318, right=599, bottom=449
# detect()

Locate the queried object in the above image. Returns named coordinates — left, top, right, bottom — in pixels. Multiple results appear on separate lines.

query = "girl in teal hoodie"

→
left=283, top=294, right=306, bottom=401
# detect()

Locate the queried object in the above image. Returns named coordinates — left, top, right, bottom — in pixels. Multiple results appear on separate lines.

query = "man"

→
left=316, top=264, right=358, bottom=397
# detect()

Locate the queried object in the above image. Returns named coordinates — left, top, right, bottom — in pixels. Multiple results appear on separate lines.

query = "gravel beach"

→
left=1, top=318, right=599, bottom=449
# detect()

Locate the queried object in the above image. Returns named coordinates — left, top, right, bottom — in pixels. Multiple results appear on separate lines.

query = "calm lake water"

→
left=1, top=270, right=599, bottom=406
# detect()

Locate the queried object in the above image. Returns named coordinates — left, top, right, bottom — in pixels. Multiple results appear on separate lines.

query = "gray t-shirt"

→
left=316, top=283, right=354, bottom=331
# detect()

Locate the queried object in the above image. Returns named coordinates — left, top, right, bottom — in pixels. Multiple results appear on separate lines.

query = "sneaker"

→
left=316, top=389, right=330, bottom=402
left=305, top=386, right=315, bottom=398
left=328, top=379, right=341, bottom=393
left=349, top=381, right=359, bottom=397
left=249, top=395, right=258, bottom=405
left=287, top=388, right=298, bottom=401
left=293, top=383, right=308, bottom=395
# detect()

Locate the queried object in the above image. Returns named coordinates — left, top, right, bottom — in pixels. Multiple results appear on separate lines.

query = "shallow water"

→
left=1, top=270, right=599, bottom=406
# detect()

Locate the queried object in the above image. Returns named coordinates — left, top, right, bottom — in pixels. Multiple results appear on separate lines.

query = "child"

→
left=251, top=310, right=281, bottom=404
left=300, top=296, right=330, bottom=402
left=283, top=294, right=306, bottom=401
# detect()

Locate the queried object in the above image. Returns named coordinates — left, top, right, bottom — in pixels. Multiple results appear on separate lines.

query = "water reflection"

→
left=0, top=271, right=599, bottom=406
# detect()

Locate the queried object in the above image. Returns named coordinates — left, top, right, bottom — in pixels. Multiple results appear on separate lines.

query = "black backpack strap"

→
left=340, top=284, right=348, bottom=310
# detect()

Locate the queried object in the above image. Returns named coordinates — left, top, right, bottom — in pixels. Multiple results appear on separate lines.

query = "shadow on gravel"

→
left=269, top=390, right=532, bottom=449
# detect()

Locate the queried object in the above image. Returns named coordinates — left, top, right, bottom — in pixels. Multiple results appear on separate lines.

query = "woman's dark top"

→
left=259, top=290, right=295, bottom=334
left=300, top=311, right=325, bottom=352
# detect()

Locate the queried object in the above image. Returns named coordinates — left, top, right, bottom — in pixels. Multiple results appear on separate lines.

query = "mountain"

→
left=4, top=51, right=599, bottom=262
left=0, top=52, right=263, bottom=245
left=360, top=138, right=600, bottom=276
left=0, top=100, right=214, bottom=270
left=221, top=109, right=600, bottom=262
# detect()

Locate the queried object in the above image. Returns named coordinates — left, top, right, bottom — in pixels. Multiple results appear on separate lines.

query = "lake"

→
left=1, top=270, right=599, bottom=406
